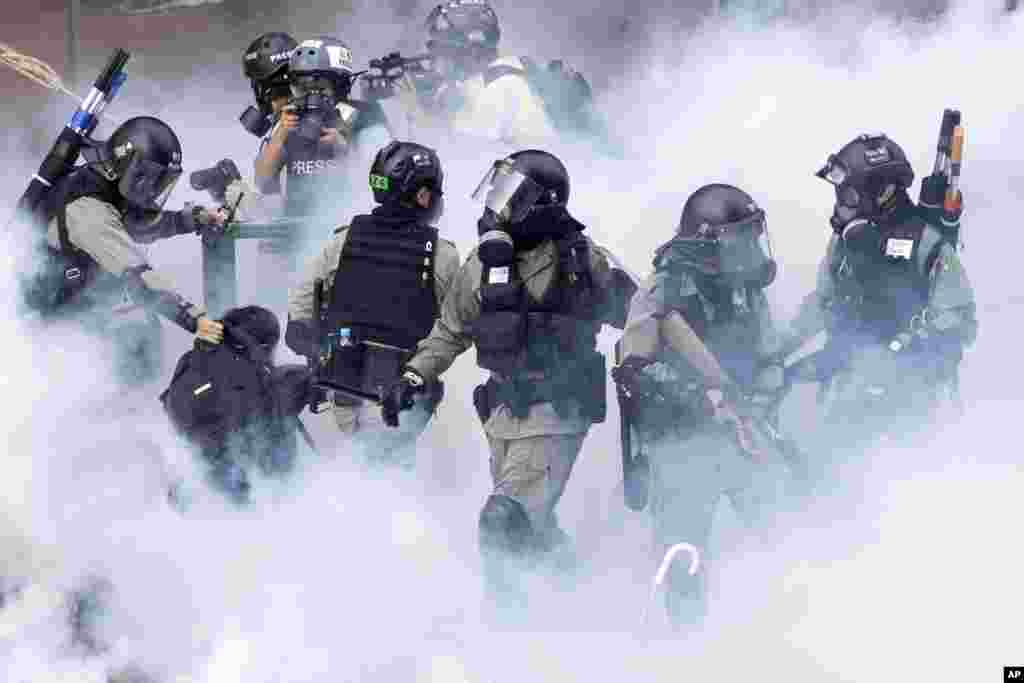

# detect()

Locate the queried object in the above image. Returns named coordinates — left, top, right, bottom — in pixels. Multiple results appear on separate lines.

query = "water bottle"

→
left=337, top=327, right=352, bottom=348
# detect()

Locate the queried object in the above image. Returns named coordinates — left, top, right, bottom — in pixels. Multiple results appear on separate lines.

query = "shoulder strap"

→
left=56, top=202, right=76, bottom=255
left=484, top=63, right=527, bottom=88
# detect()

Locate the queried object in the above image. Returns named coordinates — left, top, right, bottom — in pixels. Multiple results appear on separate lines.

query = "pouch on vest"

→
left=19, top=247, right=93, bottom=315
left=161, top=346, right=231, bottom=431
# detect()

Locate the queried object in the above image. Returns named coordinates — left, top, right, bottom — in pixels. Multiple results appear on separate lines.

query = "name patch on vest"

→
left=488, top=266, right=510, bottom=284
left=884, top=238, right=914, bottom=260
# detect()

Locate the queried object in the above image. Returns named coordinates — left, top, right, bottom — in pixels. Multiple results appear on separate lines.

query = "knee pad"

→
left=478, top=494, right=533, bottom=554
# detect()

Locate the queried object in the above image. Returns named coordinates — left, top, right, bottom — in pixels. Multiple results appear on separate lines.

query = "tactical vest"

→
left=831, top=206, right=943, bottom=342
left=21, top=167, right=121, bottom=315
left=321, top=214, right=439, bottom=398
left=661, top=272, right=768, bottom=390
left=474, top=232, right=606, bottom=421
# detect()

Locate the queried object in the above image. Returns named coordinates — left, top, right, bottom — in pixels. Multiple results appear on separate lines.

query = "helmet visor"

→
left=471, top=160, right=543, bottom=224
left=680, top=209, right=772, bottom=276
left=714, top=210, right=773, bottom=275
left=119, top=157, right=182, bottom=212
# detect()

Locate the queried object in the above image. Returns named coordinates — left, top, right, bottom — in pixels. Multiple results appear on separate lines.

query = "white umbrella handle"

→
left=640, top=542, right=701, bottom=631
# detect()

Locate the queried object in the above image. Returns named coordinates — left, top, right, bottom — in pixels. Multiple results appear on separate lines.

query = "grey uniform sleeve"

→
left=287, top=239, right=339, bottom=323
left=58, top=197, right=205, bottom=331
left=433, top=239, right=462, bottom=307
left=788, top=235, right=839, bottom=343
left=406, top=254, right=479, bottom=382
left=588, top=242, right=634, bottom=329
left=285, top=236, right=342, bottom=358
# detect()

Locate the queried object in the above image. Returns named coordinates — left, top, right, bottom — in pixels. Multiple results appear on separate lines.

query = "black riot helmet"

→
left=369, top=141, right=444, bottom=218
left=657, top=183, right=777, bottom=288
left=86, top=116, right=183, bottom=213
left=243, top=32, right=297, bottom=108
left=816, top=133, right=915, bottom=232
left=473, top=150, right=571, bottom=266
left=240, top=32, right=297, bottom=136
left=288, top=36, right=356, bottom=103
left=425, top=0, right=500, bottom=73
left=473, top=149, right=569, bottom=223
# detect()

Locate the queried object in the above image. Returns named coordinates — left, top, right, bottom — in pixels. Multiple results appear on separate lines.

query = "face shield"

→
left=471, top=160, right=544, bottom=225
left=673, top=209, right=776, bottom=287
left=118, top=155, right=182, bottom=213
left=705, top=209, right=773, bottom=276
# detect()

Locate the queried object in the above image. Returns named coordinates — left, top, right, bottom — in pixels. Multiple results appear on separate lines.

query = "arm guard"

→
left=122, top=265, right=202, bottom=333
left=122, top=205, right=203, bottom=244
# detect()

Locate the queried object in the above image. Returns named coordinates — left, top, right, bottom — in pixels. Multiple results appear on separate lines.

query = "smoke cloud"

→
left=2, top=0, right=1022, bottom=681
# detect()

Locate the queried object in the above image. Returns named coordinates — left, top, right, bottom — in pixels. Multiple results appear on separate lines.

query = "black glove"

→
left=382, top=369, right=426, bottom=428
left=611, top=356, right=656, bottom=397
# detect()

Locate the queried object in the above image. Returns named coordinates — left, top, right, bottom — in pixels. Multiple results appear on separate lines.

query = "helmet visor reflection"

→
left=471, top=161, right=544, bottom=224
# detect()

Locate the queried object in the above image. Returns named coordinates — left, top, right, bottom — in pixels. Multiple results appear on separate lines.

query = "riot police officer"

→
left=613, top=183, right=793, bottom=631
left=20, top=116, right=225, bottom=385
left=785, top=133, right=976, bottom=447
left=254, top=35, right=391, bottom=240
left=285, top=141, right=459, bottom=471
left=392, top=0, right=558, bottom=146
left=382, top=150, right=635, bottom=616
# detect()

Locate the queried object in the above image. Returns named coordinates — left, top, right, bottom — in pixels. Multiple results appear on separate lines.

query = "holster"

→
left=474, top=350, right=607, bottom=423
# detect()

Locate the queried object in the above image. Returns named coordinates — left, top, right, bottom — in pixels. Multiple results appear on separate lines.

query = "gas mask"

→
left=817, top=150, right=906, bottom=233
left=471, top=159, right=552, bottom=268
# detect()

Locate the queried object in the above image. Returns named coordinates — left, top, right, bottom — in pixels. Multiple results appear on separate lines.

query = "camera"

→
left=287, top=92, right=341, bottom=146
left=189, top=159, right=241, bottom=203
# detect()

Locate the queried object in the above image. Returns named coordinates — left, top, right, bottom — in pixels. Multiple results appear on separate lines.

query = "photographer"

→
left=254, top=37, right=391, bottom=236
left=240, top=32, right=298, bottom=143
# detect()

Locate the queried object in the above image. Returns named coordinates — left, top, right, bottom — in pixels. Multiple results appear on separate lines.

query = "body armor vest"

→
left=321, top=213, right=438, bottom=398
left=473, top=233, right=607, bottom=421
left=21, top=167, right=122, bottom=315
left=832, top=205, right=940, bottom=342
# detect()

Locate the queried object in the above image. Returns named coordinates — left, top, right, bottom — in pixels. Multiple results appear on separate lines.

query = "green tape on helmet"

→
left=369, top=174, right=390, bottom=191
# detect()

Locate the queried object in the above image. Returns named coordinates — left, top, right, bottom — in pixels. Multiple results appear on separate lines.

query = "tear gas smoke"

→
left=1, top=0, right=1022, bottom=680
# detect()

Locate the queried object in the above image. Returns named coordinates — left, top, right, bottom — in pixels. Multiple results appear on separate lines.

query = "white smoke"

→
left=2, top=1, right=1023, bottom=680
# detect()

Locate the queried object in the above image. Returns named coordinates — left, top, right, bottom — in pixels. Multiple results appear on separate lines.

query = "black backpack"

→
left=160, top=324, right=310, bottom=456
left=484, top=57, right=595, bottom=133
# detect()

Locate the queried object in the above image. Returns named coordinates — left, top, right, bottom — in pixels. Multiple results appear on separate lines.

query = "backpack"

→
left=160, top=325, right=310, bottom=459
left=484, top=57, right=595, bottom=134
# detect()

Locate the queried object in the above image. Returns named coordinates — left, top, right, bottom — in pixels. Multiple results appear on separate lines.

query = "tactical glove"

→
left=610, top=356, right=656, bottom=396
left=382, top=369, right=426, bottom=428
